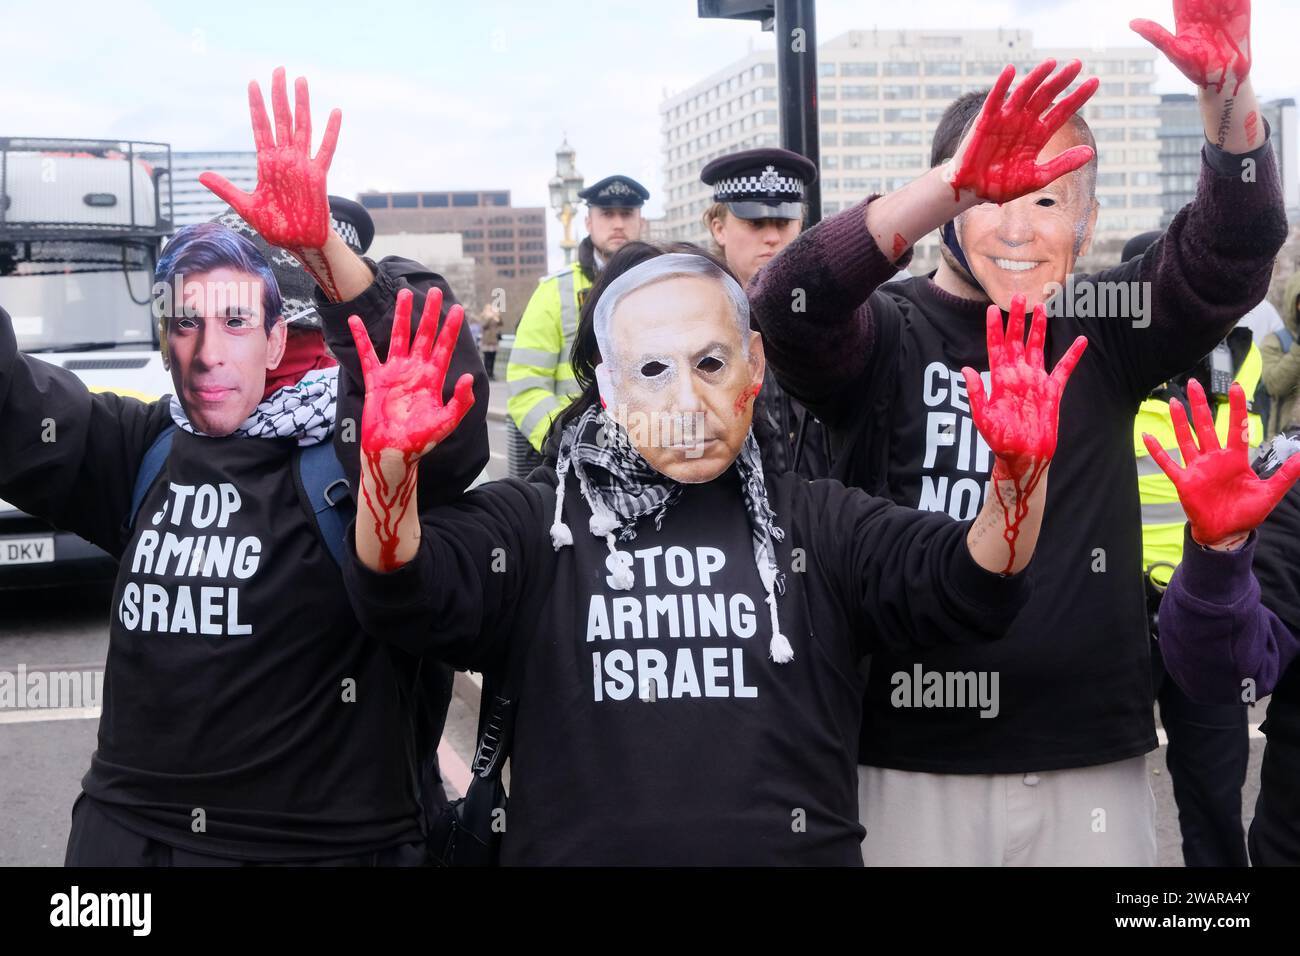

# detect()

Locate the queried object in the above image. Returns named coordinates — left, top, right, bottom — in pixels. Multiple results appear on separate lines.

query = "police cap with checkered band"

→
left=700, top=147, right=817, bottom=221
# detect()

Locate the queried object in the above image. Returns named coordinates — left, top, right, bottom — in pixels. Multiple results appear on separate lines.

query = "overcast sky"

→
left=3, top=0, right=1296, bottom=235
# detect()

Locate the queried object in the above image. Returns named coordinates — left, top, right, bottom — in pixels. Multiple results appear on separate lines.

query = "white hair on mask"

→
left=593, top=253, right=752, bottom=384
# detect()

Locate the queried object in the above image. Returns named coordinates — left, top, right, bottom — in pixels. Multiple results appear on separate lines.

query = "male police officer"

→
left=506, top=174, right=648, bottom=475
left=701, top=148, right=824, bottom=477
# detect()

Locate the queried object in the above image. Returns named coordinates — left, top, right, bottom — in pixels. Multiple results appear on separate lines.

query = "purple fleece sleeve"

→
left=747, top=197, right=913, bottom=424
left=1159, top=526, right=1300, bottom=704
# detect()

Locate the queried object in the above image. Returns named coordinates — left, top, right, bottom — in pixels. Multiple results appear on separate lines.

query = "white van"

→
left=0, top=137, right=173, bottom=588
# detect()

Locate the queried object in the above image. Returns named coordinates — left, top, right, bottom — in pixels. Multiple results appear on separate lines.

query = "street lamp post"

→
left=548, top=139, right=585, bottom=266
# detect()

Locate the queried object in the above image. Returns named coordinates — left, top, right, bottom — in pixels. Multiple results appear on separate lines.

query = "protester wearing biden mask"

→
left=0, top=68, right=487, bottom=865
left=340, top=240, right=1086, bottom=865
left=749, top=0, right=1285, bottom=865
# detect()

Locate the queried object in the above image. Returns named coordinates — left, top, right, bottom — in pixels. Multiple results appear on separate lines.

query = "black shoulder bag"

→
left=427, top=643, right=526, bottom=867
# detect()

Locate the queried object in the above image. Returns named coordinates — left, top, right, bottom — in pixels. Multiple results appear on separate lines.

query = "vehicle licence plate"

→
left=0, top=536, right=55, bottom=565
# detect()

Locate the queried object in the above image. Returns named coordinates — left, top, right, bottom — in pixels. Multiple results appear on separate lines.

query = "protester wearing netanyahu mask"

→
left=339, top=240, right=1085, bottom=865
left=592, top=254, right=765, bottom=484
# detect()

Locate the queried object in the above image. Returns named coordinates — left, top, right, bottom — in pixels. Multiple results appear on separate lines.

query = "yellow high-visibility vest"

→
left=506, top=260, right=592, bottom=451
left=1135, top=344, right=1263, bottom=587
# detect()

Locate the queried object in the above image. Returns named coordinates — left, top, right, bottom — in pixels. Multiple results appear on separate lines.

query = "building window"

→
left=884, top=107, right=922, bottom=123
left=883, top=85, right=920, bottom=100
left=883, top=62, right=920, bottom=76
left=884, top=130, right=923, bottom=145
left=360, top=195, right=389, bottom=209
left=842, top=154, right=881, bottom=170
left=391, top=194, right=418, bottom=208
left=452, top=193, right=478, bottom=207
left=463, top=229, right=483, bottom=239
left=885, top=153, right=923, bottom=168
left=819, top=85, right=837, bottom=101
left=841, top=62, right=878, bottom=77
left=842, top=131, right=881, bottom=145
left=841, top=85, right=878, bottom=100
left=1091, top=105, right=1127, bottom=120
left=841, top=109, right=878, bottom=124
left=821, top=131, right=839, bottom=147
left=1096, top=173, right=1127, bottom=188
left=820, top=109, right=837, bottom=123
left=926, top=85, right=962, bottom=100
left=488, top=192, right=509, bottom=206
left=422, top=193, right=449, bottom=207
left=818, top=62, right=836, bottom=77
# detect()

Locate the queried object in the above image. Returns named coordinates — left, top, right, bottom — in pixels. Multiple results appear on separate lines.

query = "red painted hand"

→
left=947, top=59, right=1099, bottom=204
left=350, top=287, right=476, bottom=461
left=199, top=68, right=342, bottom=294
left=1131, top=0, right=1251, bottom=95
left=1143, top=379, right=1300, bottom=548
left=350, top=288, right=476, bottom=572
left=963, top=294, right=1087, bottom=573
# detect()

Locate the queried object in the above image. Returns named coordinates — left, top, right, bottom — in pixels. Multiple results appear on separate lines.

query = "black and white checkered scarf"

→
left=169, top=365, right=338, bottom=447
left=550, top=402, right=792, bottom=662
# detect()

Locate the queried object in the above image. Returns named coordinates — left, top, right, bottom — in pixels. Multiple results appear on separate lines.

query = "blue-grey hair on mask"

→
left=593, top=253, right=753, bottom=368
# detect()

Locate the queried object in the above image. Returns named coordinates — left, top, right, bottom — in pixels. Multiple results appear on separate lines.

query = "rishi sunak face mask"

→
left=593, top=254, right=765, bottom=484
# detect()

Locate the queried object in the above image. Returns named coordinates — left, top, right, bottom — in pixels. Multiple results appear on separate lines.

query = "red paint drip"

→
left=991, top=458, right=1048, bottom=576
left=734, top=383, right=761, bottom=416
left=892, top=233, right=908, bottom=259
left=295, top=246, right=341, bottom=301
left=1244, top=110, right=1259, bottom=146
left=360, top=449, right=420, bottom=572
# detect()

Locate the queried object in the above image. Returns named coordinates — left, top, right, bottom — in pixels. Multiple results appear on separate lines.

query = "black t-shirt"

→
left=344, top=464, right=1029, bottom=864
left=84, top=430, right=422, bottom=859
left=853, top=275, right=1159, bottom=773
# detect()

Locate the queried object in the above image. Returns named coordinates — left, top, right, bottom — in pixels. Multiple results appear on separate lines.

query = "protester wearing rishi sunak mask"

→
left=0, top=68, right=488, bottom=865
left=749, top=0, right=1284, bottom=866
left=338, top=237, right=1088, bottom=865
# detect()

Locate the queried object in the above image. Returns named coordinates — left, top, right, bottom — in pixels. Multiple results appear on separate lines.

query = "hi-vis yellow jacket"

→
left=1135, top=344, right=1263, bottom=588
left=507, top=261, right=592, bottom=451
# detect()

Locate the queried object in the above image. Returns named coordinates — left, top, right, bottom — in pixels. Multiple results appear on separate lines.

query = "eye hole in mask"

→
left=641, top=360, right=669, bottom=378
left=697, top=356, right=725, bottom=373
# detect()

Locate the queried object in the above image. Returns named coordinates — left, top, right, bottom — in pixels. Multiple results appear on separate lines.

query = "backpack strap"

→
left=1277, top=328, right=1294, bottom=354
left=294, top=440, right=354, bottom=568
left=129, top=425, right=177, bottom=529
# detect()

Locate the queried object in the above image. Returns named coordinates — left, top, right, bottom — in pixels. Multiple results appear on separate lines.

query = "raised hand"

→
left=1131, top=0, right=1251, bottom=95
left=350, top=287, right=475, bottom=572
left=962, top=294, right=1087, bottom=573
left=1143, top=379, right=1300, bottom=549
left=350, top=287, right=476, bottom=460
left=947, top=58, right=1099, bottom=204
left=199, top=67, right=343, bottom=294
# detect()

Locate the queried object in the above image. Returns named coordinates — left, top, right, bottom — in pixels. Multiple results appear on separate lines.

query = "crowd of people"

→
left=3, top=0, right=1298, bottom=866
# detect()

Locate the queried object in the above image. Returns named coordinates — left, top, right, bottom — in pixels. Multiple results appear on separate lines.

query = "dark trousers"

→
left=64, top=794, right=427, bottom=867
left=1150, top=631, right=1250, bottom=866
left=483, top=349, right=497, bottom=380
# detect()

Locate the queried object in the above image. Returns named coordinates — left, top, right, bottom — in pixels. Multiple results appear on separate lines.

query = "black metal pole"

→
left=774, top=0, right=820, bottom=227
